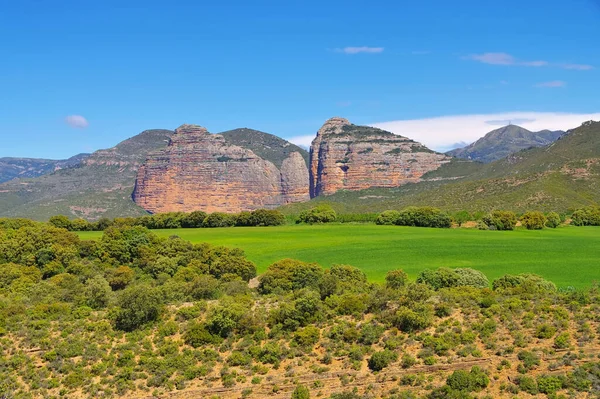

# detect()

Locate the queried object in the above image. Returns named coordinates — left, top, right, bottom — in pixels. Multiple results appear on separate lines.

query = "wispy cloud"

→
left=465, top=52, right=593, bottom=70
left=562, top=63, right=594, bottom=70
left=371, top=112, right=600, bottom=152
left=536, top=81, right=567, bottom=88
left=334, top=46, right=384, bottom=54
left=65, top=115, right=89, bottom=129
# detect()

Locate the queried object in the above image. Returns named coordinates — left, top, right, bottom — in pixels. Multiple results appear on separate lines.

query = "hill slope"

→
left=283, top=121, right=600, bottom=213
left=0, top=153, right=90, bottom=183
left=219, top=128, right=309, bottom=168
left=0, top=129, right=173, bottom=220
left=447, top=125, right=564, bottom=163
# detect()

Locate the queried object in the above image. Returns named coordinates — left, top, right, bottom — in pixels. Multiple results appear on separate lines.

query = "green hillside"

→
left=0, top=129, right=173, bottom=221
left=220, top=128, right=309, bottom=168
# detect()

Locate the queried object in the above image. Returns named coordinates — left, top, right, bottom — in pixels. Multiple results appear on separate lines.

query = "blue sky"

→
left=1, top=0, right=599, bottom=158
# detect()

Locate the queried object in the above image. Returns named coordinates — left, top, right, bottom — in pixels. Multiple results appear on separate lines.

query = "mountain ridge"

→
left=447, top=124, right=565, bottom=163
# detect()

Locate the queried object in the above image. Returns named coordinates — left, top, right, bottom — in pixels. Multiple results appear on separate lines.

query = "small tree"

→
left=520, top=211, right=547, bottom=230
left=202, top=212, right=236, bottom=228
left=545, top=212, right=561, bottom=228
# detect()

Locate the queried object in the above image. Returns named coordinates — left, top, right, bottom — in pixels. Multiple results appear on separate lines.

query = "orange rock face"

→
left=309, top=117, right=451, bottom=197
left=133, top=125, right=309, bottom=213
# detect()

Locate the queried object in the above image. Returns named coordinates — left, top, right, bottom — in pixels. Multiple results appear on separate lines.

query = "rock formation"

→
left=133, top=124, right=310, bottom=213
left=309, top=117, right=450, bottom=197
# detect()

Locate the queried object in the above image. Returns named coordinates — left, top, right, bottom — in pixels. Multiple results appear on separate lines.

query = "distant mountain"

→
left=282, top=120, right=600, bottom=214
left=447, top=125, right=565, bottom=163
left=0, top=129, right=173, bottom=221
left=0, top=153, right=90, bottom=184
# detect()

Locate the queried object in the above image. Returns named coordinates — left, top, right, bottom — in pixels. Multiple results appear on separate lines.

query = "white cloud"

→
left=536, top=81, right=567, bottom=88
left=466, top=53, right=592, bottom=70
left=371, top=112, right=600, bottom=152
left=288, top=134, right=315, bottom=149
left=335, top=46, right=384, bottom=54
left=65, top=115, right=89, bottom=128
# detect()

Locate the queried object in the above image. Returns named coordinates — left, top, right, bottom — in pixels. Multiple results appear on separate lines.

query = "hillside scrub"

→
left=1, top=220, right=600, bottom=398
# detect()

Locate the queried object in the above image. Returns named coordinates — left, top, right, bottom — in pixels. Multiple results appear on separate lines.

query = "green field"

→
left=78, top=225, right=600, bottom=288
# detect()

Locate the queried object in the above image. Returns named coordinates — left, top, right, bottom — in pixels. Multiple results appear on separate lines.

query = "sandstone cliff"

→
left=309, top=117, right=451, bottom=197
left=133, top=125, right=310, bottom=213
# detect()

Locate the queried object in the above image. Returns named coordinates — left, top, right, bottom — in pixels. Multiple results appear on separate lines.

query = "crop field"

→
left=78, top=225, right=600, bottom=288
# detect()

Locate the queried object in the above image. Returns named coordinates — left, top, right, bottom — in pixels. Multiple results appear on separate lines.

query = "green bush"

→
left=375, top=210, right=400, bottom=225
left=520, top=211, right=547, bottom=230
left=368, top=350, right=398, bottom=371
left=248, top=209, right=286, bottom=226
left=184, top=322, right=220, bottom=347
left=292, top=384, right=310, bottom=399
left=258, top=259, right=323, bottom=294
left=554, top=332, right=570, bottom=349
left=571, top=206, right=600, bottom=226
left=297, top=205, right=337, bottom=224
left=482, top=210, right=517, bottom=230
left=202, top=213, right=236, bottom=228
left=114, top=284, right=163, bottom=331
left=537, top=375, right=563, bottom=395
left=517, top=375, right=538, bottom=395
left=294, top=326, right=320, bottom=348
left=394, top=207, right=452, bottom=228
left=492, top=273, right=556, bottom=292
left=446, top=366, right=489, bottom=392
left=385, top=269, right=408, bottom=289
left=545, top=211, right=561, bottom=228
left=417, top=267, right=488, bottom=290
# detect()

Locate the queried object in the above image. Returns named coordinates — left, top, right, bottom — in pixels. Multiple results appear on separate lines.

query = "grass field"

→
left=78, top=225, right=600, bottom=288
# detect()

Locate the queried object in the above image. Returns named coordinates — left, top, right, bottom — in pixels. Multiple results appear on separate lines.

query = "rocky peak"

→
left=133, top=124, right=310, bottom=213
left=310, top=118, right=450, bottom=198
left=317, top=117, right=351, bottom=136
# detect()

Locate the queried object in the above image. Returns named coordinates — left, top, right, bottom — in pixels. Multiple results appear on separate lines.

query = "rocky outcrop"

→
left=310, top=117, right=450, bottom=197
left=133, top=124, right=310, bottom=213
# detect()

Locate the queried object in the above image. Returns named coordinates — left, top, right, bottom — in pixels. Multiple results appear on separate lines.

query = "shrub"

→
left=517, top=376, right=538, bottom=395
left=537, top=375, right=563, bottom=395
left=294, top=326, right=320, bottom=348
left=535, top=324, right=557, bottom=339
left=492, top=274, right=556, bottom=292
left=184, top=322, right=220, bottom=347
left=446, top=366, right=489, bottom=392
left=385, top=269, right=408, bottom=289
left=394, top=207, right=452, bottom=228
left=202, top=213, right=236, bottom=228
left=368, top=350, right=398, bottom=371
left=482, top=210, right=517, bottom=230
left=520, top=211, right=547, bottom=230
left=554, top=332, right=570, bottom=349
left=181, top=211, right=207, bottom=228
left=571, top=206, right=600, bottom=226
left=114, top=284, right=163, bottom=331
left=258, top=259, right=323, bottom=294
left=249, top=209, right=286, bottom=226
left=376, top=210, right=400, bottom=225
left=292, top=384, right=310, bottom=399
left=545, top=212, right=561, bottom=228
left=297, top=205, right=337, bottom=224
left=393, top=306, right=433, bottom=332
left=417, top=267, right=488, bottom=289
